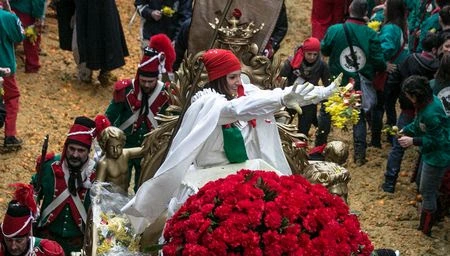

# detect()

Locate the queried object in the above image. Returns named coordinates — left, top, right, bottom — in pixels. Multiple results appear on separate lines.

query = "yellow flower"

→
left=324, top=82, right=361, bottom=130
left=97, top=212, right=141, bottom=254
left=368, top=20, right=382, bottom=32
left=382, top=125, right=400, bottom=136
left=161, top=6, right=175, bottom=17
left=24, top=25, right=38, bottom=44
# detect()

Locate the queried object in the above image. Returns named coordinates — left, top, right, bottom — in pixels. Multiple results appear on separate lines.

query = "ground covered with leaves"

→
left=0, top=0, right=448, bottom=255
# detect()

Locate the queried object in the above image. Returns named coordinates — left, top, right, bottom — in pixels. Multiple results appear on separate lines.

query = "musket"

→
left=161, top=0, right=234, bottom=160
left=35, top=134, right=49, bottom=194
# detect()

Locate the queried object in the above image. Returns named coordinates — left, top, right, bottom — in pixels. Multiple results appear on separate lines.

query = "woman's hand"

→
left=386, top=63, right=397, bottom=74
left=398, top=135, right=413, bottom=148
left=282, top=82, right=316, bottom=113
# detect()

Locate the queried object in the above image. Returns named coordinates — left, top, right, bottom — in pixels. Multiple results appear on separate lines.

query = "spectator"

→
left=263, top=1, right=288, bottom=58
left=311, top=0, right=352, bottom=40
left=0, top=67, right=10, bottom=130
left=32, top=116, right=98, bottom=255
left=10, top=0, right=44, bottom=73
left=431, top=53, right=450, bottom=109
left=416, top=0, right=450, bottom=53
left=135, top=0, right=181, bottom=50
left=317, top=0, right=386, bottom=165
left=398, top=75, right=450, bottom=236
left=74, top=0, right=129, bottom=84
left=437, top=5, right=450, bottom=57
left=0, top=3, right=25, bottom=148
left=381, top=33, right=439, bottom=193
left=280, top=37, right=331, bottom=139
left=371, top=0, right=409, bottom=148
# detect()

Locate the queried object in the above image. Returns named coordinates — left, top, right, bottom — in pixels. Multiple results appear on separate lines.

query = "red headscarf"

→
left=290, top=37, right=321, bottom=69
left=202, top=49, right=241, bottom=81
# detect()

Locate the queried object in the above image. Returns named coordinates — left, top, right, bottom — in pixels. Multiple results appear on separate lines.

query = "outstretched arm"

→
left=124, top=147, right=146, bottom=159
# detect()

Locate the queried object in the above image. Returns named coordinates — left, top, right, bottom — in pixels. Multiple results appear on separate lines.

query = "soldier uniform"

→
left=105, top=34, right=175, bottom=192
left=32, top=117, right=98, bottom=255
left=1, top=184, right=64, bottom=256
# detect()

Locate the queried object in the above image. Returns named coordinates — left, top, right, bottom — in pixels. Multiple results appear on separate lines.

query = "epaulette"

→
left=35, top=152, right=56, bottom=173
left=39, top=239, right=65, bottom=256
left=113, top=79, right=132, bottom=102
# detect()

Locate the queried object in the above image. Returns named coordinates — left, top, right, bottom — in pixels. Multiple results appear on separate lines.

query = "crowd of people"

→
left=1, top=0, right=450, bottom=255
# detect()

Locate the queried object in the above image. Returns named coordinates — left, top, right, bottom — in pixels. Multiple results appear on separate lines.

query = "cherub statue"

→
left=96, top=126, right=148, bottom=193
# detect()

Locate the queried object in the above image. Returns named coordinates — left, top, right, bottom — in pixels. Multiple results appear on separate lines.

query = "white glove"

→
left=282, top=82, right=316, bottom=113
left=309, top=73, right=343, bottom=104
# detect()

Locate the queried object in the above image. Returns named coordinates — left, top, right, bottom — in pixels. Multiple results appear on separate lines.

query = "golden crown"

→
left=209, top=9, right=264, bottom=45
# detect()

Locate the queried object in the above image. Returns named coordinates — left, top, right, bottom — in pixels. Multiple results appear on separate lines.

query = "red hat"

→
left=138, top=34, right=176, bottom=77
left=202, top=49, right=241, bottom=82
left=290, top=37, right=321, bottom=69
left=1, top=184, right=37, bottom=238
left=66, top=116, right=97, bottom=149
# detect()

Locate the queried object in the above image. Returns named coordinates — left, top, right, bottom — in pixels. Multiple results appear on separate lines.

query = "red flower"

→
left=163, top=170, right=373, bottom=255
left=232, top=8, right=242, bottom=19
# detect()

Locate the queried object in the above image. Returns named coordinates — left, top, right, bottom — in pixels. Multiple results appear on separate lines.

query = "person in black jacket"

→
left=279, top=37, right=330, bottom=139
left=262, top=1, right=288, bottom=59
left=135, top=0, right=182, bottom=50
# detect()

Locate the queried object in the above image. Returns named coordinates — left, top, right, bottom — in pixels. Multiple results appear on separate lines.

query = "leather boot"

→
left=418, top=209, right=434, bottom=236
left=381, top=175, right=397, bottom=193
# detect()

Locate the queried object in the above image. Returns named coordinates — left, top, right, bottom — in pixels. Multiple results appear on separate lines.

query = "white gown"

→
left=122, top=82, right=332, bottom=233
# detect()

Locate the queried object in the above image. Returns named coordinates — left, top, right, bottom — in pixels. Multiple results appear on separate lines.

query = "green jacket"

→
left=408, top=0, right=435, bottom=33
left=403, top=96, right=450, bottom=168
left=321, top=19, right=386, bottom=85
left=0, top=10, right=24, bottom=74
left=10, top=0, right=45, bottom=18
left=32, top=155, right=94, bottom=239
left=105, top=79, right=169, bottom=148
left=417, top=12, right=439, bottom=52
left=379, top=24, right=409, bottom=64
left=370, top=8, right=384, bottom=23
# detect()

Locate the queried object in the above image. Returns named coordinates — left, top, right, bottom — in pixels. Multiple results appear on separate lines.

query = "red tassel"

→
left=94, top=115, right=111, bottom=137
left=9, top=183, right=37, bottom=216
left=149, top=34, right=176, bottom=72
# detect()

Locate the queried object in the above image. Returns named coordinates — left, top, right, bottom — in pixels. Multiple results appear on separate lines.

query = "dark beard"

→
left=66, top=155, right=87, bottom=170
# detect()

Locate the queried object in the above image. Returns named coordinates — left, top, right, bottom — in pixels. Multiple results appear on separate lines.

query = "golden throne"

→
left=138, top=11, right=309, bottom=187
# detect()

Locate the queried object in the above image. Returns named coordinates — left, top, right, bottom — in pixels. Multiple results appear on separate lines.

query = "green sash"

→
left=222, top=125, right=249, bottom=163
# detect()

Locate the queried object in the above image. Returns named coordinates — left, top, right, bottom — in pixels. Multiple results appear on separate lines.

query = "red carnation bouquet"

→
left=162, top=170, right=373, bottom=255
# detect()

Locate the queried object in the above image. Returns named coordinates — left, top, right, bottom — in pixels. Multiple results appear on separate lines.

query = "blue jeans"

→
left=384, top=73, right=401, bottom=126
left=370, top=90, right=385, bottom=146
left=384, top=112, right=414, bottom=178
left=420, top=162, right=449, bottom=211
left=316, top=103, right=367, bottom=160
